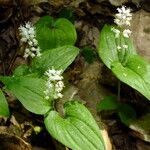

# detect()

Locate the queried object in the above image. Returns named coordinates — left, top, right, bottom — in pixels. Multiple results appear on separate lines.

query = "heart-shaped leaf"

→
left=0, top=89, right=9, bottom=117
left=31, top=45, right=79, bottom=75
left=36, top=16, right=77, bottom=51
left=0, top=76, right=51, bottom=115
left=44, top=101, right=105, bottom=150
left=111, top=55, right=150, bottom=100
left=98, top=25, right=136, bottom=68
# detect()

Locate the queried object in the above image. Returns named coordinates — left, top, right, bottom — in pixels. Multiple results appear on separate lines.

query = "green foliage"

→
left=31, top=45, right=79, bottom=75
left=0, top=76, right=51, bottom=115
left=0, top=89, right=9, bottom=117
left=81, top=47, right=96, bottom=64
left=112, top=55, right=150, bottom=100
left=45, top=101, right=105, bottom=150
left=13, top=65, right=30, bottom=77
left=35, top=16, right=77, bottom=51
left=59, top=8, right=75, bottom=23
left=118, top=103, right=137, bottom=125
left=97, top=96, right=119, bottom=111
left=0, top=18, right=80, bottom=116
left=97, top=96, right=136, bottom=125
left=0, top=16, right=107, bottom=150
left=98, top=25, right=150, bottom=100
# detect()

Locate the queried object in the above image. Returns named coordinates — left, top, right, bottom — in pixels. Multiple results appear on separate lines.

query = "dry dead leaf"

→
left=0, top=133, right=32, bottom=150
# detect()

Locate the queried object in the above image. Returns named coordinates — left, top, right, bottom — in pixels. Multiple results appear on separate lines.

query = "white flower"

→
left=122, top=44, right=128, bottom=49
left=25, top=22, right=32, bottom=29
left=45, top=96, right=50, bottom=100
left=37, top=52, right=42, bottom=57
left=44, top=68, right=64, bottom=100
left=55, top=81, right=64, bottom=92
left=117, top=46, right=122, bottom=50
left=111, top=27, right=120, bottom=38
left=45, top=69, right=63, bottom=81
left=20, top=37, right=27, bottom=43
left=56, top=93, right=63, bottom=98
left=33, top=39, right=38, bottom=45
left=19, top=22, right=34, bottom=41
left=117, top=45, right=128, bottom=51
left=19, top=22, right=41, bottom=58
left=28, top=41, right=33, bottom=46
left=123, top=29, right=132, bottom=38
left=30, top=53, right=35, bottom=58
left=114, top=6, right=132, bottom=27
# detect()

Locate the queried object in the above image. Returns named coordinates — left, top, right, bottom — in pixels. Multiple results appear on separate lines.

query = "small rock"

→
left=108, top=0, right=128, bottom=6
left=131, top=10, right=150, bottom=62
left=79, top=23, right=100, bottom=47
left=129, top=113, right=150, bottom=142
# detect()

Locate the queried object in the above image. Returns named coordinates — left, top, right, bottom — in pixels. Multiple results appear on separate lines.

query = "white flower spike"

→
left=114, top=6, right=132, bottom=27
left=44, top=68, right=65, bottom=100
left=19, top=22, right=41, bottom=58
left=112, top=6, right=132, bottom=39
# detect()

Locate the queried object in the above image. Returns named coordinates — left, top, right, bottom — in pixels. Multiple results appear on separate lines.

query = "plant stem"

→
left=117, top=80, right=121, bottom=101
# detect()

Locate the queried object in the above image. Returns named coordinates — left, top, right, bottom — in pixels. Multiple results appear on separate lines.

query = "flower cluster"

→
left=19, top=22, right=41, bottom=58
left=44, top=68, right=65, bottom=100
left=114, top=6, right=132, bottom=27
left=111, top=6, right=132, bottom=50
left=112, top=6, right=132, bottom=39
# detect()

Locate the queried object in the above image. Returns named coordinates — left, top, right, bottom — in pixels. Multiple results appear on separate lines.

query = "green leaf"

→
left=97, top=96, right=136, bottom=126
left=81, top=47, right=96, bottom=64
left=31, top=45, right=79, bottom=74
left=13, top=65, right=30, bottom=77
left=44, top=101, right=105, bottom=150
left=13, top=65, right=40, bottom=78
left=0, top=76, right=51, bottom=115
left=0, top=89, right=9, bottom=117
left=111, top=55, right=150, bottom=100
left=118, top=103, right=136, bottom=125
left=97, top=96, right=119, bottom=111
left=59, top=8, right=75, bottom=23
left=98, top=25, right=136, bottom=68
left=36, top=16, right=77, bottom=51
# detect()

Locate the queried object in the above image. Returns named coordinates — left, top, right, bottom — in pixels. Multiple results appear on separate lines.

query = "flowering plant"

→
left=98, top=6, right=150, bottom=100
left=19, top=22, right=41, bottom=58
left=0, top=16, right=106, bottom=150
